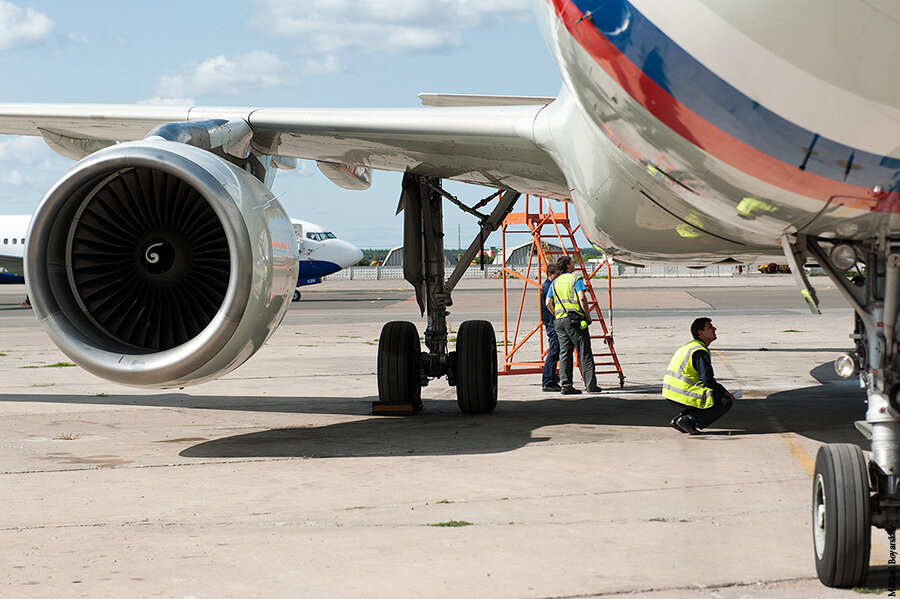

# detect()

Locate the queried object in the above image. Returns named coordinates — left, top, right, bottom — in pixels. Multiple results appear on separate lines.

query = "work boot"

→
left=669, top=416, right=687, bottom=433
left=586, top=384, right=602, bottom=393
left=542, top=383, right=561, bottom=392
left=675, top=415, right=701, bottom=435
left=560, top=386, right=582, bottom=395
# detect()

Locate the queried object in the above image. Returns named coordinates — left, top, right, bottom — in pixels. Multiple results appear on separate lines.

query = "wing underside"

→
left=0, top=103, right=569, bottom=198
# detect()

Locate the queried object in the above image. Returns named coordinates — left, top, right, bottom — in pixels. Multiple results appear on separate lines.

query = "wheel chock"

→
left=372, top=402, right=417, bottom=416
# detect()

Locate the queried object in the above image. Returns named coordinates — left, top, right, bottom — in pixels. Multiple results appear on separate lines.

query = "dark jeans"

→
left=553, top=316, right=596, bottom=390
left=542, top=323, right=560, bottom=387
left=668, top=392, right=733, bottom=430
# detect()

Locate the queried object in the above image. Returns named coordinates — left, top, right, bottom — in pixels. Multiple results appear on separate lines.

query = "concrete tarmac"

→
left=0, top=276, right=890, bottom=597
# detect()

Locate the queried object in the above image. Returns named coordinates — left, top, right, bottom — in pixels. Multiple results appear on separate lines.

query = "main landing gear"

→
left=375, top=174, right=519, bottom=414
left=789, top=234, right=900, bottom=587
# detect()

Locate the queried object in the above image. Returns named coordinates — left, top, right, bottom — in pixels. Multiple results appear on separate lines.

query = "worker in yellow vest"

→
left=544, top=255, right=601, bottom=395
left=663, top=317, right=735, bottom=434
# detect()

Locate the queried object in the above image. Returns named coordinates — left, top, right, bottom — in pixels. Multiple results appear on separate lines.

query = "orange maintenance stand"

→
left=498, top=195, right=625, bottom=388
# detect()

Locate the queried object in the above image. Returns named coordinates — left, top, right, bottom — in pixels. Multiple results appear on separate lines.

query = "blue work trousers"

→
left=542, top=322, right=560, bottom=387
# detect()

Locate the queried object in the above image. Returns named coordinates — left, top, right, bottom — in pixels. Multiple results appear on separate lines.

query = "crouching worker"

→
left=663, top=317, right=735, bottom=435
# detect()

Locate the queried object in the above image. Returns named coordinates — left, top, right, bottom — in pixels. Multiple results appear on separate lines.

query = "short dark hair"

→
left=546, top=263, right=559, bottom=277
left=556, top=255, right=572, bottom=272
left=691, top=317, right=712, bottom=340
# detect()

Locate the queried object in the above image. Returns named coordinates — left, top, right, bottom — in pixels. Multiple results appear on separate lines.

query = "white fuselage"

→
left=0, top=215, right=30, bottom=279
left=533, top=0, right=900, bottom=264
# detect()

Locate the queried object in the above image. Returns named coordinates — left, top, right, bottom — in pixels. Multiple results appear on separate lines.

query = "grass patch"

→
left=89, top=392, right=108, bottom=397
left=429, top=520, right=472, bottom=527
left=30, top=383, right=55, bottom=388
left=21, top=361, right=77, bottom=369
left=56, top=432, right=82, bottom=440
left=436, top=499, right=454, bottom=504
left=648, top=517, right=667, bottom=522
left=782, top=329, right=802, bottom=333
left=852, top=588, right=883, bottom=594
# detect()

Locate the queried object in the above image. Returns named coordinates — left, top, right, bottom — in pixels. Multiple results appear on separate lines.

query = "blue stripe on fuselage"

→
left=570, top=0, right=900, bottom=193
left=298, top=260, right=341, bottom=280
left=0, top=272, right=24, bottom=284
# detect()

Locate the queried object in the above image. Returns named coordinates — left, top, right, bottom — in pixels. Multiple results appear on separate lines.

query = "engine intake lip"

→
left=25, top=141, right=254, bottom=386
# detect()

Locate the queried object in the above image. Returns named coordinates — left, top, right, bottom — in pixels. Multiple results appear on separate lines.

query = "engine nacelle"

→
left=25, top=140, right=299, bottom=387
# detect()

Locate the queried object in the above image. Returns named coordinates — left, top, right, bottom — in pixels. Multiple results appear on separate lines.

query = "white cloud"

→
left=0, top=1, right=53, bottom=51
left=0, top=135, right=72, bottom=212
left=0, top=170, right=23, bottom=185
left=0, top=136, right=59, bottom=165
left=155, top=51, right=297, bottom=98
left=302, top=54, right=348, bottom=76
left=252, top=0, right=532, bottom=55
left=137, top=96, right=196, bottom=106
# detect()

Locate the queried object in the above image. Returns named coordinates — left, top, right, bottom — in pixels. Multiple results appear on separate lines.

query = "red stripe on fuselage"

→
left=549, top=0, right=896, bottom=212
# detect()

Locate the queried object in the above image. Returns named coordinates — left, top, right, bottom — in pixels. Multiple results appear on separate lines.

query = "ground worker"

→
left=545, top=255, right=601, bottom=395
left=663, top=317, right=735, bottom=434
left=540, top=263, right=561, bottom=392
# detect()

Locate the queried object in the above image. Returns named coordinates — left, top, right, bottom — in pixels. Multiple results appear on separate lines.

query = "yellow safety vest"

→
left=552, top=272, right=583, bottom=319
left=662, top=340, right=714, bottom=409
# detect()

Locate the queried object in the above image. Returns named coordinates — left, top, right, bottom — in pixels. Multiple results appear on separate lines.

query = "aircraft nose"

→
left=339, top=241, right=363, bottom=268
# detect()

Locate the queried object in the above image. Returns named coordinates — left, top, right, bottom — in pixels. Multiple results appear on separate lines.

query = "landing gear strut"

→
left=375, top=174, right=519, bottom=414
left=794, top=234, right=900, bottom=586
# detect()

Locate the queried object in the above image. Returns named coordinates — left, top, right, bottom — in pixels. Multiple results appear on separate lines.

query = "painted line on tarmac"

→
left=716, top=348, right=818, bottom=477
left=721, top=344, right=892, bottom=568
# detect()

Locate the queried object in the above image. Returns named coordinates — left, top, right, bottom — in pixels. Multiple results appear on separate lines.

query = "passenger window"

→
left=12, top=239, right=16, bottom=244
left=2, top=239, right=7, bottom=244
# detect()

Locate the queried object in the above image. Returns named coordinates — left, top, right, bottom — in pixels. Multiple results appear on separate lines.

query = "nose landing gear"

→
left=801, top=235, right=900, bottom=587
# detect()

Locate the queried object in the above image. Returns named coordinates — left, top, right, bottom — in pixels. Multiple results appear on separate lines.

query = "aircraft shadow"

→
left=0, top=392, right=377, bottom=416
left=716, top=347, right=850, bottom=353
left=181, top=363, right=868, bottom=459
left=0, top=361, right=867, bottom=459
left=859, top=565, right=898, bottom=591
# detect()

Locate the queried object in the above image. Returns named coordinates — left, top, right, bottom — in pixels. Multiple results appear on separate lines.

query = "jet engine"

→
left=25, top=139, right=299, bottom=388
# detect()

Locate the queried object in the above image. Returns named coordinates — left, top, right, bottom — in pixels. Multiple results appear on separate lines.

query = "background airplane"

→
left=0, top=214, right=29, bottom=283
left=291, top=218, right=363, bottom=301
left=0, top=215, right=361, bottom=299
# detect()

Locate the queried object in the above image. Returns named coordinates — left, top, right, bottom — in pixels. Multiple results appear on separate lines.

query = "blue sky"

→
left=0, top=0, right=568, bottom=248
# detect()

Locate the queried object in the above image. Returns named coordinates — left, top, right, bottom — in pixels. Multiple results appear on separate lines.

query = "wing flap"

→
left=248, top=105, right=568, bottom=197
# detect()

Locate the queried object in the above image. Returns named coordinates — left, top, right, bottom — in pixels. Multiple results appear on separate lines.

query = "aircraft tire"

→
left=455, top=320, right=498, bottom=414
left=292, top=290, right=301, bottom=302
left=377, top=321, right=421, bottom=405
left=813, top=443, right=871, bottom=588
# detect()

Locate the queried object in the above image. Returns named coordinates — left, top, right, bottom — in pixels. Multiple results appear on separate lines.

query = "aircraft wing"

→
left=0, top=103, right=569, bottom=198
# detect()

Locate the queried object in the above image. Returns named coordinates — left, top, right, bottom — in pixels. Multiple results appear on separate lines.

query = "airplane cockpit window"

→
left=305, top=232, right=335, bottom=241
